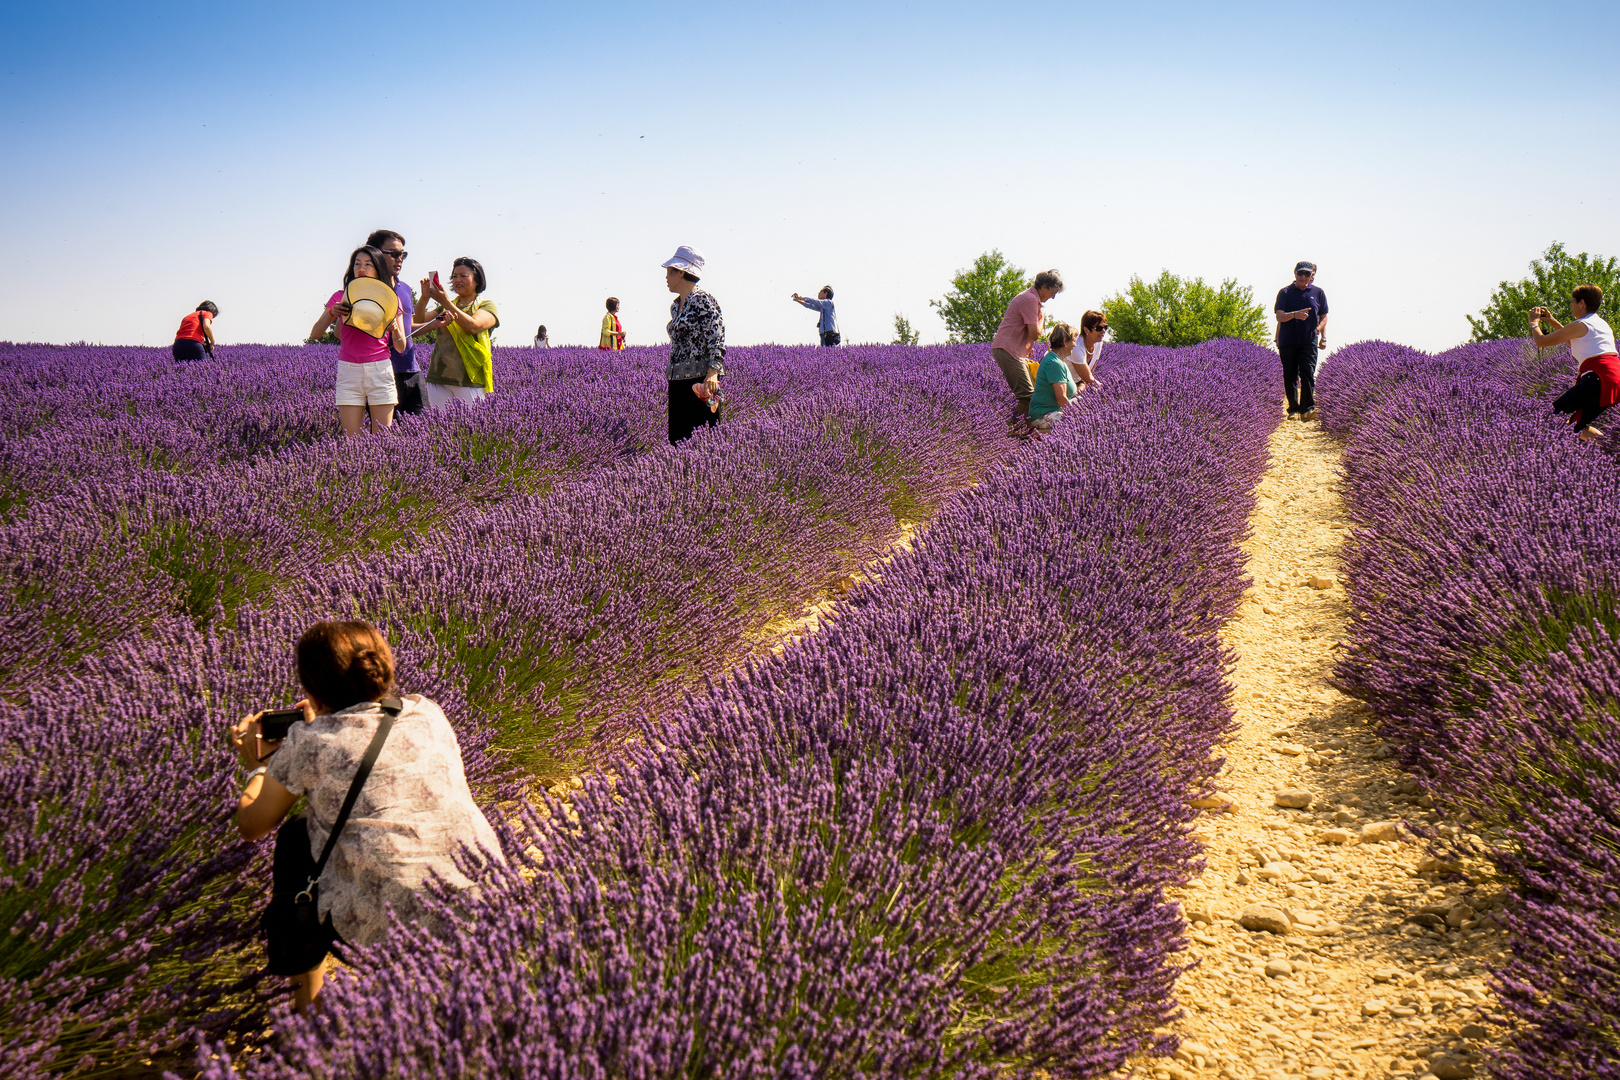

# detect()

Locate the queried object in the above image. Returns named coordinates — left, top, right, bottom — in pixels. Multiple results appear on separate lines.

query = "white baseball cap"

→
left=661, top=244, right=705, bottom=277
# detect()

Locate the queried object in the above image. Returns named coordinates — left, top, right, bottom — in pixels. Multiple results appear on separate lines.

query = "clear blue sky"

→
left=2, top=0, right=1615, bottom=350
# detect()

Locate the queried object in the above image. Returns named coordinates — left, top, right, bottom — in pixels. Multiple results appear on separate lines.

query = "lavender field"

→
left=1320, top=340, right=1620, bottom=1080
left=0, top=338, right=1285, bottom=1077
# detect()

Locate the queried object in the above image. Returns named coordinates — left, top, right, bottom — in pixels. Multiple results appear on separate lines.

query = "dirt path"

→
left=1124, top=421, right=1508, bottom=1080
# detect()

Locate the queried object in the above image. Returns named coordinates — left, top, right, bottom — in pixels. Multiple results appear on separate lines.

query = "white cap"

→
left=661, top=244, right=705, bottom=277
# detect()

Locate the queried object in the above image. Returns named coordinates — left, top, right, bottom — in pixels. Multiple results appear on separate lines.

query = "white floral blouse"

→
left=267, top=694, right=500, bottom=944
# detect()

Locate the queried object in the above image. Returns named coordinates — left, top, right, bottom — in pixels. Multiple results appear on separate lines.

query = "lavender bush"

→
left=0, top=342, right=1012, bottom=1076
left=190, top=339, right=1280, bottom=1079
left=1320, top=338, right=1620, bottom=1079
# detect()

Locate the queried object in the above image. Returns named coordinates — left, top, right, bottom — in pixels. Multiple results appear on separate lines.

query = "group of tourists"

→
left=175, top=247, right=1614, bottom=446
left=303, top=230, right=498, bottom=437
left=219, top=271, right=1619, bottom=1018
left=987, top=269, right=1107, bottom=435
left=986, top=262, right=1333, bottom=437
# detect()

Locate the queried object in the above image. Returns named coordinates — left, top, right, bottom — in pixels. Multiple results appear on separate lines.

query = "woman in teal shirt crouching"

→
left=1028, top=322, right=1092, bottom=434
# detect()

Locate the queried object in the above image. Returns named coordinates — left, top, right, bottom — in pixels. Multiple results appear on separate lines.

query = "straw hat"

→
left=344, top=278, right=400, bottom=338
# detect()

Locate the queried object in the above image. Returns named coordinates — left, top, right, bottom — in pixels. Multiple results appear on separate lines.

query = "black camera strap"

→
left=295, top=695, right=402, bottom=903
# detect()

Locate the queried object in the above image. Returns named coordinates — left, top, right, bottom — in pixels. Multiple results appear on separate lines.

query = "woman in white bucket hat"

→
left=661, top=244, right=725, bottom=444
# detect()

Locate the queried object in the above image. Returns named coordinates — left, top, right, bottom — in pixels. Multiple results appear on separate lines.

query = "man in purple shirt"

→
left=367, top=229, right=423, bottom=415
left=1274, top=261, right=1328, bottom=421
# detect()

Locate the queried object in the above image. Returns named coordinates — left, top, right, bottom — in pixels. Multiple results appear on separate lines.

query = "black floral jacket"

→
left=666, top=289, right=726, bottom=381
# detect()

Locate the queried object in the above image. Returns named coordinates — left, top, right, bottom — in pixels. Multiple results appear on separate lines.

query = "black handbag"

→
left=260, top=696, right=401, bottom=976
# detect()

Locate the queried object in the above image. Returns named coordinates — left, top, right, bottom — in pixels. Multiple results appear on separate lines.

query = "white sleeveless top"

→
left=1571, top=313, right=1617, bottom=361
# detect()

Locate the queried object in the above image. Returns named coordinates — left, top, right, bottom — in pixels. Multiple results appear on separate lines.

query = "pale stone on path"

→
left=1274, top=788, right=1314, bottom=809
left=1360, top=820, right=1407, bottom=843
left=1238, top=904, right=1292, bottom=934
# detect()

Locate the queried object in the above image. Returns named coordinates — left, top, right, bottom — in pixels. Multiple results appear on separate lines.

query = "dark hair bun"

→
left=296, top=622, right=396, bottom=712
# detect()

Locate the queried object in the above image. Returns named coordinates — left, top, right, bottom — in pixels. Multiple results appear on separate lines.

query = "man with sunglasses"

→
left=1274, top=261, right=1328, bottom=421
left=366, top=229, right=424, bottom=415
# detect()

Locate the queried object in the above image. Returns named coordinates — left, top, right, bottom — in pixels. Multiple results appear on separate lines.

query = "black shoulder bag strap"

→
left=294, top=695, right=403, bottom=903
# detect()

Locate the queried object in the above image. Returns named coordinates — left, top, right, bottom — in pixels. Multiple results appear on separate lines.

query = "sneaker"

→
left=1302, top=408, right=1319, bottom=422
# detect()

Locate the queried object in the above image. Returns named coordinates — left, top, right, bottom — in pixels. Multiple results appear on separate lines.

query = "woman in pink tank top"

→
left=308, top=246, right=407, bottom=437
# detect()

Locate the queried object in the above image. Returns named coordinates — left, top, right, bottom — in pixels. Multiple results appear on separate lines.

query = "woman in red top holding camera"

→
left=172, top=301, right=218, bottom=361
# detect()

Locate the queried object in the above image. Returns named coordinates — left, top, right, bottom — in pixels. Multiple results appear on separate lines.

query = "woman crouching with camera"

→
left=230, top=621, right=499, bottom=1010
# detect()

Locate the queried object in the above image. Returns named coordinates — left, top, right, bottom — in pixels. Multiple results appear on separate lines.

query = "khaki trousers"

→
left=992, top=347, right=1035, bottom=415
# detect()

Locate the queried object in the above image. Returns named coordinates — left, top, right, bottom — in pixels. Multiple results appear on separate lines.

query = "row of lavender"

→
left=0, top=344, right=1014, bottom=1076
left=1318, top=340, right=1620, bottom=1079
left=0, top=343, right=1005, bottom=688
left=193, top=339, right=1282, bottom=1079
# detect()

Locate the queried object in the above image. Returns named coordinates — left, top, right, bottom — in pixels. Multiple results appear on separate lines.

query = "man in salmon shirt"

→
left=991, top=270, right=1064, bottom=422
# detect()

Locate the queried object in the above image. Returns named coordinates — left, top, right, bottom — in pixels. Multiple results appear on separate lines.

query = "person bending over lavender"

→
left=172, top=301, right=218, bottom=361
left=1069, top=310, right=1108, bottom=387
left=231, top=621, right=499, bottom=1010
left=1027, top=322, right=1084, bottom=434
left=1531, top=284, right=1618, bottom=442
left=662, top=244, right=725, bottom=444
left=991, top=269, right=1064, bottom=421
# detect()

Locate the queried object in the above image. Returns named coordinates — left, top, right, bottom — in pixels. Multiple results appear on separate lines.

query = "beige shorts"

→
left=424, top=382, right=489, bottom=410
left=335, top=359, right=399, bottom=407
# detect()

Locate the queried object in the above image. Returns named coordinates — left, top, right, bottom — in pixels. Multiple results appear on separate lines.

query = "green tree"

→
left=1468, top=242, right=1620, bottom=341
left=1100, top=270, right=1268, bottom=347
left=930, top=250, right=1028, bottom=344
left=892, top=313, right=920, bottom=345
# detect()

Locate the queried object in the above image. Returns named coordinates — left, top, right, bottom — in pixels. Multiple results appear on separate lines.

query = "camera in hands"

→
left=258, top=707, right=304, bottom=742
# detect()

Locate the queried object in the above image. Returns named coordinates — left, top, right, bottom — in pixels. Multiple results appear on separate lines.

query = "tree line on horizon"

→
left=896, top=242, right=1620, bottom=349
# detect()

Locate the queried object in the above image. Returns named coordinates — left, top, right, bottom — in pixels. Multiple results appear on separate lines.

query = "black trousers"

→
left=668, top=377, right=720, bottom=444
left=1553, top=371, right=1610, bottom=431
left=820, top=331, right=841, bottom=347
left=1279, top=341, right=1318, bottom=412
left=394, top=371, right=425, bottom=415
left=172, top=338, right=206, bottom=361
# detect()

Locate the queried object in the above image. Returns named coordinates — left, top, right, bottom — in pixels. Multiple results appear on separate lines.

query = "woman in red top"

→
left=172, top=301, right=218, bottom=361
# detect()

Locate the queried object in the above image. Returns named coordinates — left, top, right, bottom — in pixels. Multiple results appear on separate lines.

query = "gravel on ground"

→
left=1123, top=419, right=1505, bottom=1080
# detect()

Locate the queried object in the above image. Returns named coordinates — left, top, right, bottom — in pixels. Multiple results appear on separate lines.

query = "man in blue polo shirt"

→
left=1274, top=261, right=1329, bottom=421
left=367, top=229, right=423, bottom=414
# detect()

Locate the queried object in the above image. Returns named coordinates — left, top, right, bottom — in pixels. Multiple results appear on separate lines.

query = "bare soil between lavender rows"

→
left=1121, top=420, right=1507, bottom=1080
left=544, top=419, right=1510, bottom=1080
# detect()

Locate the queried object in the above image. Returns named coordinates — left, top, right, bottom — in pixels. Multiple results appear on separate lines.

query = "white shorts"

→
left=335, top=360, right=399, bottom=407
left=424, top=382, right=488, bottom=410
left=1029, top=408, right=1066, bottom=432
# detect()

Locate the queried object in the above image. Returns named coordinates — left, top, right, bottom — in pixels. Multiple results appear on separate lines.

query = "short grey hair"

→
left=1033, top=270, right=1064, bottom=293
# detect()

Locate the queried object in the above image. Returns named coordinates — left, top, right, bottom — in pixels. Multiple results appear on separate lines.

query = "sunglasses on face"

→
left=383, top=249, right=407, bottom=260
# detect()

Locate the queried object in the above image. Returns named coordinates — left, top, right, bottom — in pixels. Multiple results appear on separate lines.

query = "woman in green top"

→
left=1028, top=323, right=1085, bottom=434
left=416, top=257, right=499, bottom=410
